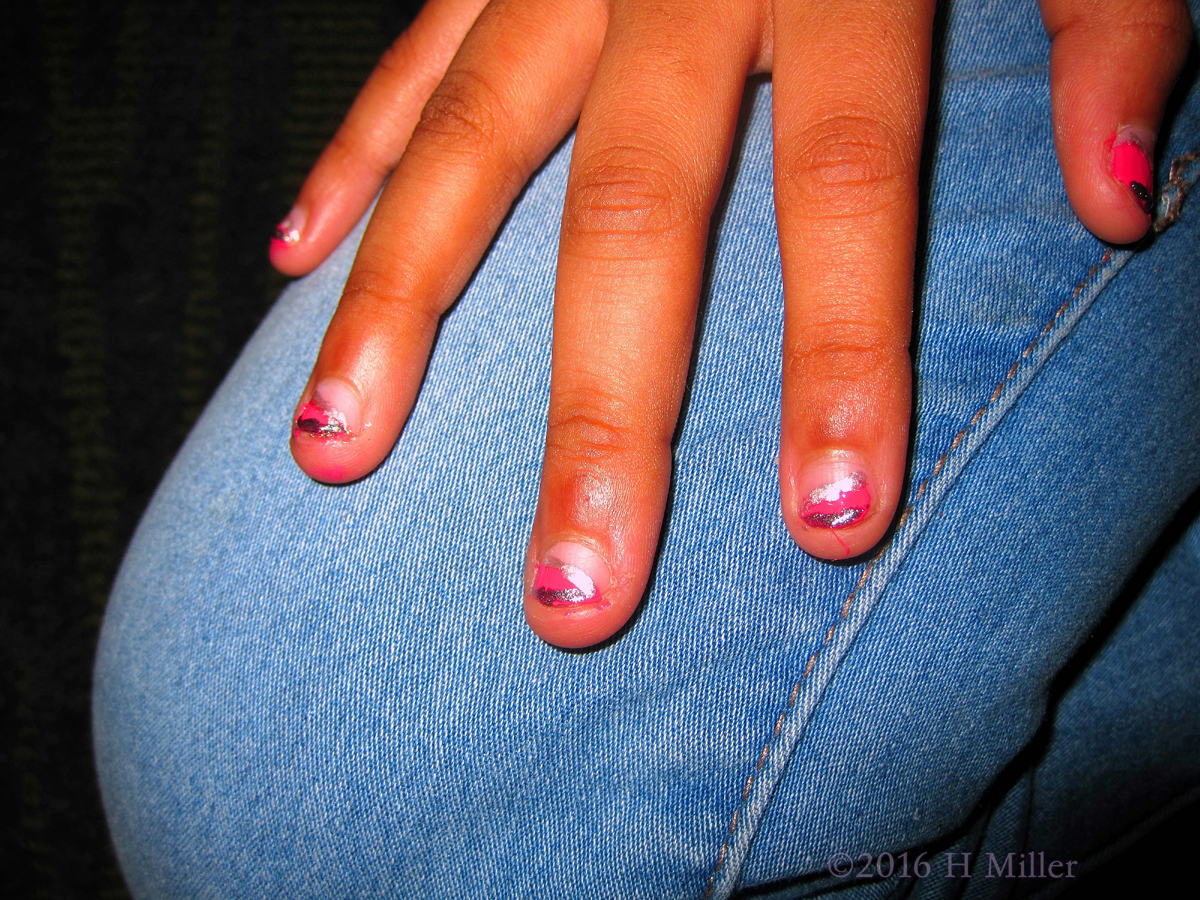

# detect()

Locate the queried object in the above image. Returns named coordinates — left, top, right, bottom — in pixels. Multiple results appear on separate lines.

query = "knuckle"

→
left=1138, top=2, right=1195, bottom=44
left=340, top=266, right=438, bottom=330
left=376, top=30, right=419, bottom=82
left=1106, top=0, right=1193, bottom=40
left=414, top=68, right=508, bottom=163
left=545, top=391, right=652, bottom=466
left=780, top=115, right=911, bottom=217
left=326, top=129, right=395, bottom=181
left=564, top=142, right=699, bottom=240
left=785, top=324, right=910, bottom=383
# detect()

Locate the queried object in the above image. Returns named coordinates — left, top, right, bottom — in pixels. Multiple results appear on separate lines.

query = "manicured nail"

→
left=1110, top=126, right=1154, bottom=215
left=272, top=205, right=306, bottom=247
left=294, top=377, right=361, bottom=439
left=799, top=465, right=871, bottom=530
left=532, top=542, right=610, bottom=608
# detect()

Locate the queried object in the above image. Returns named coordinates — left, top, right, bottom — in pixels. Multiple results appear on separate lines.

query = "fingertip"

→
left=289, top=375, right=380, bottom=484
left=1058, top=118, right=1156, bottom=245
left=269, top=202, right=321, bottom=277
left=523, top=539, right=628, bottom=649
left=781, top=451, right=899, bottom=561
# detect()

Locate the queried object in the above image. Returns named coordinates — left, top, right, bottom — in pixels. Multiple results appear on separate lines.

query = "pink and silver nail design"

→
left=293, top=379, right=360, bottom=439
left=801, top=472, right=871, bottom=529
left=294, top=400, right=347, bottom=437
left=273, top=218, right=300, bottom=244
left=272, top=206, right=305, bottom=247
left=533, top=562, right=602, bottom=607
left=531, top=542, right=610, bottom=609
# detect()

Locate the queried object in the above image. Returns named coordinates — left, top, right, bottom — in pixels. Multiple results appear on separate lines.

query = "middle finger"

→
left=524, top=0, right=767, bottom=647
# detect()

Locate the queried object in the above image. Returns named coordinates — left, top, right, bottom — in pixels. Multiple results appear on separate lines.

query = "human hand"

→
left=272, top=0, right=1193, bottom=648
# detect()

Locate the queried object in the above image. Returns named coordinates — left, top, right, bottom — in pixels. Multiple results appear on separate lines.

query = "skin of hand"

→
left=273, top=0, right=1194, bottom=648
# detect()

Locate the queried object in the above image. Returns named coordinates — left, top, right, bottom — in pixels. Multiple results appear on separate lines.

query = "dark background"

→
left=1, top=1, right=420, bottom=895
left=0, top=1, right=1195, bottom=897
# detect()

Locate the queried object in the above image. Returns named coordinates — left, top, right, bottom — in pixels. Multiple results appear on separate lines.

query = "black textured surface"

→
left=1, top=1, right=419, bottom=896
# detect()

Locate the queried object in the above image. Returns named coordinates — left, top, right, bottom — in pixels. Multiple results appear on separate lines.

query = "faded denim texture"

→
left=94, top=1, right=1200, bottom=897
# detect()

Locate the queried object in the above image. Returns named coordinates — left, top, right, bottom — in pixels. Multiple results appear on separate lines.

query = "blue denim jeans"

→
left=93, top=1, right=1200, bottom=897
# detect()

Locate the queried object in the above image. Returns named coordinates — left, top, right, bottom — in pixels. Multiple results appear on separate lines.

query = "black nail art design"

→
left=1129, top=181, right=1153, bottom=214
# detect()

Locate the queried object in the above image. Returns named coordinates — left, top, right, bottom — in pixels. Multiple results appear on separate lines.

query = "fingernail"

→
left=1110, top=126, right=1154, bottom=215
left=272, top=205, right=306, bottom=247
left=531, top=542, right=610, bottom=608
left=798, top=464, right=872, bottom=531
left=294, top=377, right=361, bottom=438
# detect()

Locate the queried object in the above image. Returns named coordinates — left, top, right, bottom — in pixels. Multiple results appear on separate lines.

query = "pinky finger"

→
left=270, top=0, right=489, bottom=276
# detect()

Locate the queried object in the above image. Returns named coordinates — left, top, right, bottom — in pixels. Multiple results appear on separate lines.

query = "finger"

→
left=1041, top=0, right=1193, bottom=243
left=772, top=0, right=935, bottom=560
left=270, top=0, right=489, bottom=276
left=524, top=0, right=764, bottom=648
left=291, top=0, right=607, bottom=484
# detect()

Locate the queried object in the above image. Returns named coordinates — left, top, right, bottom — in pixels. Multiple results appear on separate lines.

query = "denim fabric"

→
left=93, top=1, right=1200, bottom=898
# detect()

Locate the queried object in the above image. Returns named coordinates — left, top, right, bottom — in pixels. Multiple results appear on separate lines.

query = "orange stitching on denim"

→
left=756, top=744, right=770, bottom=770
left=774, top=710, right=788, bottom=736
left=702, top=245, right=1121, bottom=900
left=706, top=145, right=1200, bottom=893
left=1154, top=150, right=1199, bottom=233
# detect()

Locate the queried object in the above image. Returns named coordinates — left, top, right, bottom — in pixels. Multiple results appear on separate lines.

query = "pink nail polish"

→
left=1109, top=126, right=1154, bottom=215
left=799, top=468, right=871, bottom=530
left=294, top=378, right=361, bottom=439
left=532, top=542, right=610, bottom=608
left=272, top=206, right=306, bottom=247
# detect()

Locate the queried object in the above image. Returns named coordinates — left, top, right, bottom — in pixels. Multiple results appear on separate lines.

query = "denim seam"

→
left=703, top=149, right=1200, bottom=900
